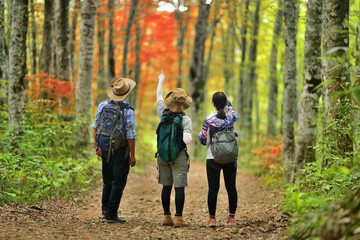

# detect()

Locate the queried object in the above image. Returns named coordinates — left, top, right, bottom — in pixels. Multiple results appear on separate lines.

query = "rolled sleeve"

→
left=125, top=108, right=136, bottom=139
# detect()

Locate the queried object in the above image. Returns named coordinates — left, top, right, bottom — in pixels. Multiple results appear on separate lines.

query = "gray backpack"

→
left=210, top=129, right=238, bottom=164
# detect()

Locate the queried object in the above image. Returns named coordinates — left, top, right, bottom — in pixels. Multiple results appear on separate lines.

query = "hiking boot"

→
left=104, top=215, right=126, bottom=224
left=162, top=215, right=174, bottom=226
left=225, top=216, right=236, bottom=225
left=173, top=216, right=189, bottom=227
left=207, top=218, right=216, bottom=228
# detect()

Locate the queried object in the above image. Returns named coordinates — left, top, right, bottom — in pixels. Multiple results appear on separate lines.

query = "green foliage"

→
left=0, top=101, right=100, bottom=206
left=284, top=92, right=360, bottom=236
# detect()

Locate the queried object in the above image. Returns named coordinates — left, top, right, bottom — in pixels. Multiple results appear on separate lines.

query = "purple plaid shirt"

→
left=198, top=100, right=238, bottom=145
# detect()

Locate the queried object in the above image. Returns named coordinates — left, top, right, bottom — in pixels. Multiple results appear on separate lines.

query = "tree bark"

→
left=122, top=0, right=137, bottom=79
left=282, top=0, right=298, bottom=183
left=8, top=0, right=28, bottom=135
left=55, top=0, right=72, bottom=111
left=267, top=0, right=283, bottom=137
left=174, top=1, right=188, bottom=88
left=70, top=0, right=81, bottom=77
left=322, top=0, right=353, bottom=158
left=76, top=0, right=97, bottom=151
left=107, top=0, right=115, bottom=80
left=244, top=0, right=261, bottom=143
left=188, top=0, right=210, bottom=159
left=128, top=11, right=141, bottom=108
left=291, top=0, right=322, bottom=183
left=96, top=0, right=106, bottom=105
left=0, top=0, right=9, bottom=106
left=40, top=0, right=54, bottom=75
left=189, top=1, right=210, bottom=113
left=237, top=0, right=250, bottom=132
left=30, top=0, right=37, bottom=75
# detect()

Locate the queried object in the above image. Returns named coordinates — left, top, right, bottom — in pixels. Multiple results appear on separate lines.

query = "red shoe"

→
left=225, top=216, right=236, bottom=225
left=207, top=218, right=216, bottom=227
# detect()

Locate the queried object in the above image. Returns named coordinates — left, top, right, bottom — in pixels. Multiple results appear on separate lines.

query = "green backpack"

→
left=156, top=110, right=185, bottom=163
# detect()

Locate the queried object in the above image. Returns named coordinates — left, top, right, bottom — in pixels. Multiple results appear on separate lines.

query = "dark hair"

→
left=212, top=92, right=227, bottom=119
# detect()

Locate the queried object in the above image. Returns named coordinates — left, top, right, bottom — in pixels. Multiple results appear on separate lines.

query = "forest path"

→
left=1, top=162, right=288, bottom=240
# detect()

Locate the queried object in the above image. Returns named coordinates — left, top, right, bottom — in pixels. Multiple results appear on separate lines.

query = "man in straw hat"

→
left=92, top=77, right=136, bottom=223
left=156, top=70, right=193, bottom=227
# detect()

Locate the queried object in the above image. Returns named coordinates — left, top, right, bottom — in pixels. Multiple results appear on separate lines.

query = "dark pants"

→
left=161, top=185, right=185, bottom=216
left=101, top=148, right=129, bottom=217
left=206, top=159, right=237, bottom=217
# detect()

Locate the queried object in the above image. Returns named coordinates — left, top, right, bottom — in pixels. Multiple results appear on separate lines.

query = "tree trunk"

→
left=244, top=0, right=261, bottom=143
left=96, top=0, right=106, bottom=105
left=128, top=12, right=141, bottom=108
left=282, top=0, right=298, bottom=183
left=174, top=1, right=188, bottom=88
left=30, top=0, right=37, bottom=75
left=70, top=0, right=81, bottom=77
left=188, top=0, right=210, bottom=158
left=291, top=0, right=322, bottom=183
left=237, top=0, right=250, bottom=132
left=322, top=0, right=353, bottom=158
left=8, top=0, right=28, bottom=136
left=76, top=0, right=97, bottom=152
left=55, top=0, right=72, bottom=111
left=267, top=0, right=283, bottom=137
left=189, top=1, right=210, bottom=113
left=40, top=0, right=54, bottom=75
left=0, top=0, right=9, bottom=106
left=107, top=0, right=115, bottom=80
left=122, top=0, right=137, bottom=79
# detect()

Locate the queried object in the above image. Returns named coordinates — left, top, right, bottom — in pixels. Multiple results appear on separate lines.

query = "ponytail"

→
left=212, top=92, right=227, bottom=119
left=217, top=109, right=226, bottom=119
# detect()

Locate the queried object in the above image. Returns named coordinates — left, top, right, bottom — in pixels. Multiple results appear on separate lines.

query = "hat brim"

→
left=106, top=78, right=136, bottom=101
left=164, top=90, right=192, bottom=113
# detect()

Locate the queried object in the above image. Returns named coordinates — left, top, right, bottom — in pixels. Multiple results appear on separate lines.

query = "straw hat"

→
left=107, top=77, right=136, bottom=101
left=164, top=88, right=192, bottom=113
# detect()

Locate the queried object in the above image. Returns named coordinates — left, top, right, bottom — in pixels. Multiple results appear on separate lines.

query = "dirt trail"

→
left=0, top=162, right=288, bottom=239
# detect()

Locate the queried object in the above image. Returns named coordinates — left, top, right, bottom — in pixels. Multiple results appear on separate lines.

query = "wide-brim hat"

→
left=164, top=88, right=192, bottom=113
left=107, top=77, right=136, bottom=101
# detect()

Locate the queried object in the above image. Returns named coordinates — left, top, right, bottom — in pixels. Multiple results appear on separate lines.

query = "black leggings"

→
left=161, top=185, right=185, bottom=216
left=206, top=159, right=237, bottom=217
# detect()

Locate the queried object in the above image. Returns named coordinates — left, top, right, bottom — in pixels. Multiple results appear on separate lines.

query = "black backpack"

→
left=96, top=100, right=133, bottom=162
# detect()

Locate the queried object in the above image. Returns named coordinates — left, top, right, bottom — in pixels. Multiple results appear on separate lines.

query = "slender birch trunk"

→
left=30, top=0, right=37, bottom=75
left=282, top=0, right=298, bottom=183
left=70, top=0, right=81, bottom=77
left=96, top=0, right=106, bottom=104
left=0, top=0, right=9, bottom=106
left=122, top=0, right=137, bottom=78
left=8, top=0, right=29, bottom=136
left=244, top=0, right=260, bottom=143
left=40, top=0, right=54, bottom=75
left=237, top=0, right=250, bottom=132
left=107, top=0, right=115, bottom=80
left=267, top=0, right=283, bottom=137
left=76, top=0, right=97, bottom=151
left=55, top=0, right=72, bottom=111
left=291, top=0, right=322, bottom=182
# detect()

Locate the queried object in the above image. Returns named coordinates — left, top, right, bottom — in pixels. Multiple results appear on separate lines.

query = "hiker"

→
left=156, top=70, right=192, bottom=227
left=92, top=77, right=136, bottom=223
left=198, top=92, right=239, bottom=227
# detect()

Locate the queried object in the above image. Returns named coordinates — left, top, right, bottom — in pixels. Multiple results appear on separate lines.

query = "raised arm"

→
left=226, top=99, right=239, bottom=125
left=156, top=69, right=166, bottom=118
left=157, top=69, right=165, bottom=103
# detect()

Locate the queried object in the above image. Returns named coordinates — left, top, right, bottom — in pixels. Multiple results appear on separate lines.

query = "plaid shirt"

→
left=92, top=100, right=136, bottom=139
left=198, top=100, right=238, bottom=146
